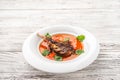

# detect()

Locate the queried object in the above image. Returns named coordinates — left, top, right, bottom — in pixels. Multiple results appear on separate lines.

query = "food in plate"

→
left=37, top=33, right=85, bottom=61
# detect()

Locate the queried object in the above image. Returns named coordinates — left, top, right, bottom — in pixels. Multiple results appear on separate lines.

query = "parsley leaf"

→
left=77, top=35, right=85, bottom=42
left=42, top=49, right=50, bottom=56
left=64, top=37, right=70, bottom=41
left=54, top=55, right=62, bottom=61
left=75, top=49, right=84, bottom=55
left=45, top=33, right=51, bottom=38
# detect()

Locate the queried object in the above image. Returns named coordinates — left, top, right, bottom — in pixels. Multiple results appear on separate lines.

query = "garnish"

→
left=64, top=37, right=70, bottom=41
left=48, top=52, right=55, bottom=58
left=45, top=33, right=51, bottom=38
left=54, top=55, right=62, bottom=61
left=39, top=33, right=85, bottom=61
left=75, top=49, right=84, bottom=55
left=42, top=49, right=50, bottom=56
left=77, top=35, right=85, bottom=42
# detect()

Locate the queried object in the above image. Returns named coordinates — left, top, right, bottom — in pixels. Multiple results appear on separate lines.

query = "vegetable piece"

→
left=64, top=37, right=70, bottom=41
left=75, top=49, right=84, bottom=55
left=54, top=55, right=62, bottom=61
left=48, top=52, right=55, bottom=58
left=42, top=49, right=50, bottom=56
left=77, top=35, right=85, bottom=42
left=45, top=33, right=51, bottom=38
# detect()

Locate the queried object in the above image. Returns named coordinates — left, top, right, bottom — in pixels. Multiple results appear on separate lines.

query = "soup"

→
left=38, top=33, right=85, bottom=61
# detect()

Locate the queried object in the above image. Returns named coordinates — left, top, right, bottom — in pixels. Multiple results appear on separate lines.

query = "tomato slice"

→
left=48, top=52, right=55, bottom=58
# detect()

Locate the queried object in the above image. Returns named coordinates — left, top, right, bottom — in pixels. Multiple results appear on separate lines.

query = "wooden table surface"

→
left=0, top=0, right=120, bottom=80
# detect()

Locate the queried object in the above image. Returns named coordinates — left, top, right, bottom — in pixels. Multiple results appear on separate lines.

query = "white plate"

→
left=22, top=25, right=99, bottom=73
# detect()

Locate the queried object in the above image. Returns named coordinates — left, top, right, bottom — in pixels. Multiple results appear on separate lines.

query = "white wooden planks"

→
left=0, top=0, right=120, bottom=80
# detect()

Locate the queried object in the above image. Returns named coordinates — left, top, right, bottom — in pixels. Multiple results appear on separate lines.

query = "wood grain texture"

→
left=0, top=0, right=120, bottom=10
left=0, top=0, right=120, bottom=80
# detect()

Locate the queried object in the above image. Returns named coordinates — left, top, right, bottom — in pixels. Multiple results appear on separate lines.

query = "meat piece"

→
left=37, top=33, right=75, bottom=57
left=46, top=37, right=75, bottom=57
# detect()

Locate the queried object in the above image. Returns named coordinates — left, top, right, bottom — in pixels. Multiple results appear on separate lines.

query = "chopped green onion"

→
left=75, top=49, right=84, bottom=55
left=42, top=49, right=50, bottom=56
left=64, top=37, right=70, bottom=41
left=77, top=35, right=85, bottom=42
left=54, top=55, right=62, bottom=61
left=45, top=33, right=51, bottom=38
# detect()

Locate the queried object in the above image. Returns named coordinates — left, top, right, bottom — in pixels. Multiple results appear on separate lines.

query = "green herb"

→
left=42, top=49, right=50, bottom=56
left=54, top=55, right=62, bottom=61
left=64, top=37, right=70, bottom=41
left=75, top=49, right=84, bottom=55
left=45, top=33, right=51, bottom=38
left=77, top=35, right=85, bottom=42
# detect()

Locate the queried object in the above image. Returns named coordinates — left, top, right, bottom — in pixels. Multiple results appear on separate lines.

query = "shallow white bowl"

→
left=22, top=25, right=99, bottom=73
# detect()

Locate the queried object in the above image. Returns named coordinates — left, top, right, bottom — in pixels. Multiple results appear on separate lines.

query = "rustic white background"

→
left=0, top=0, right=120, bottom=80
